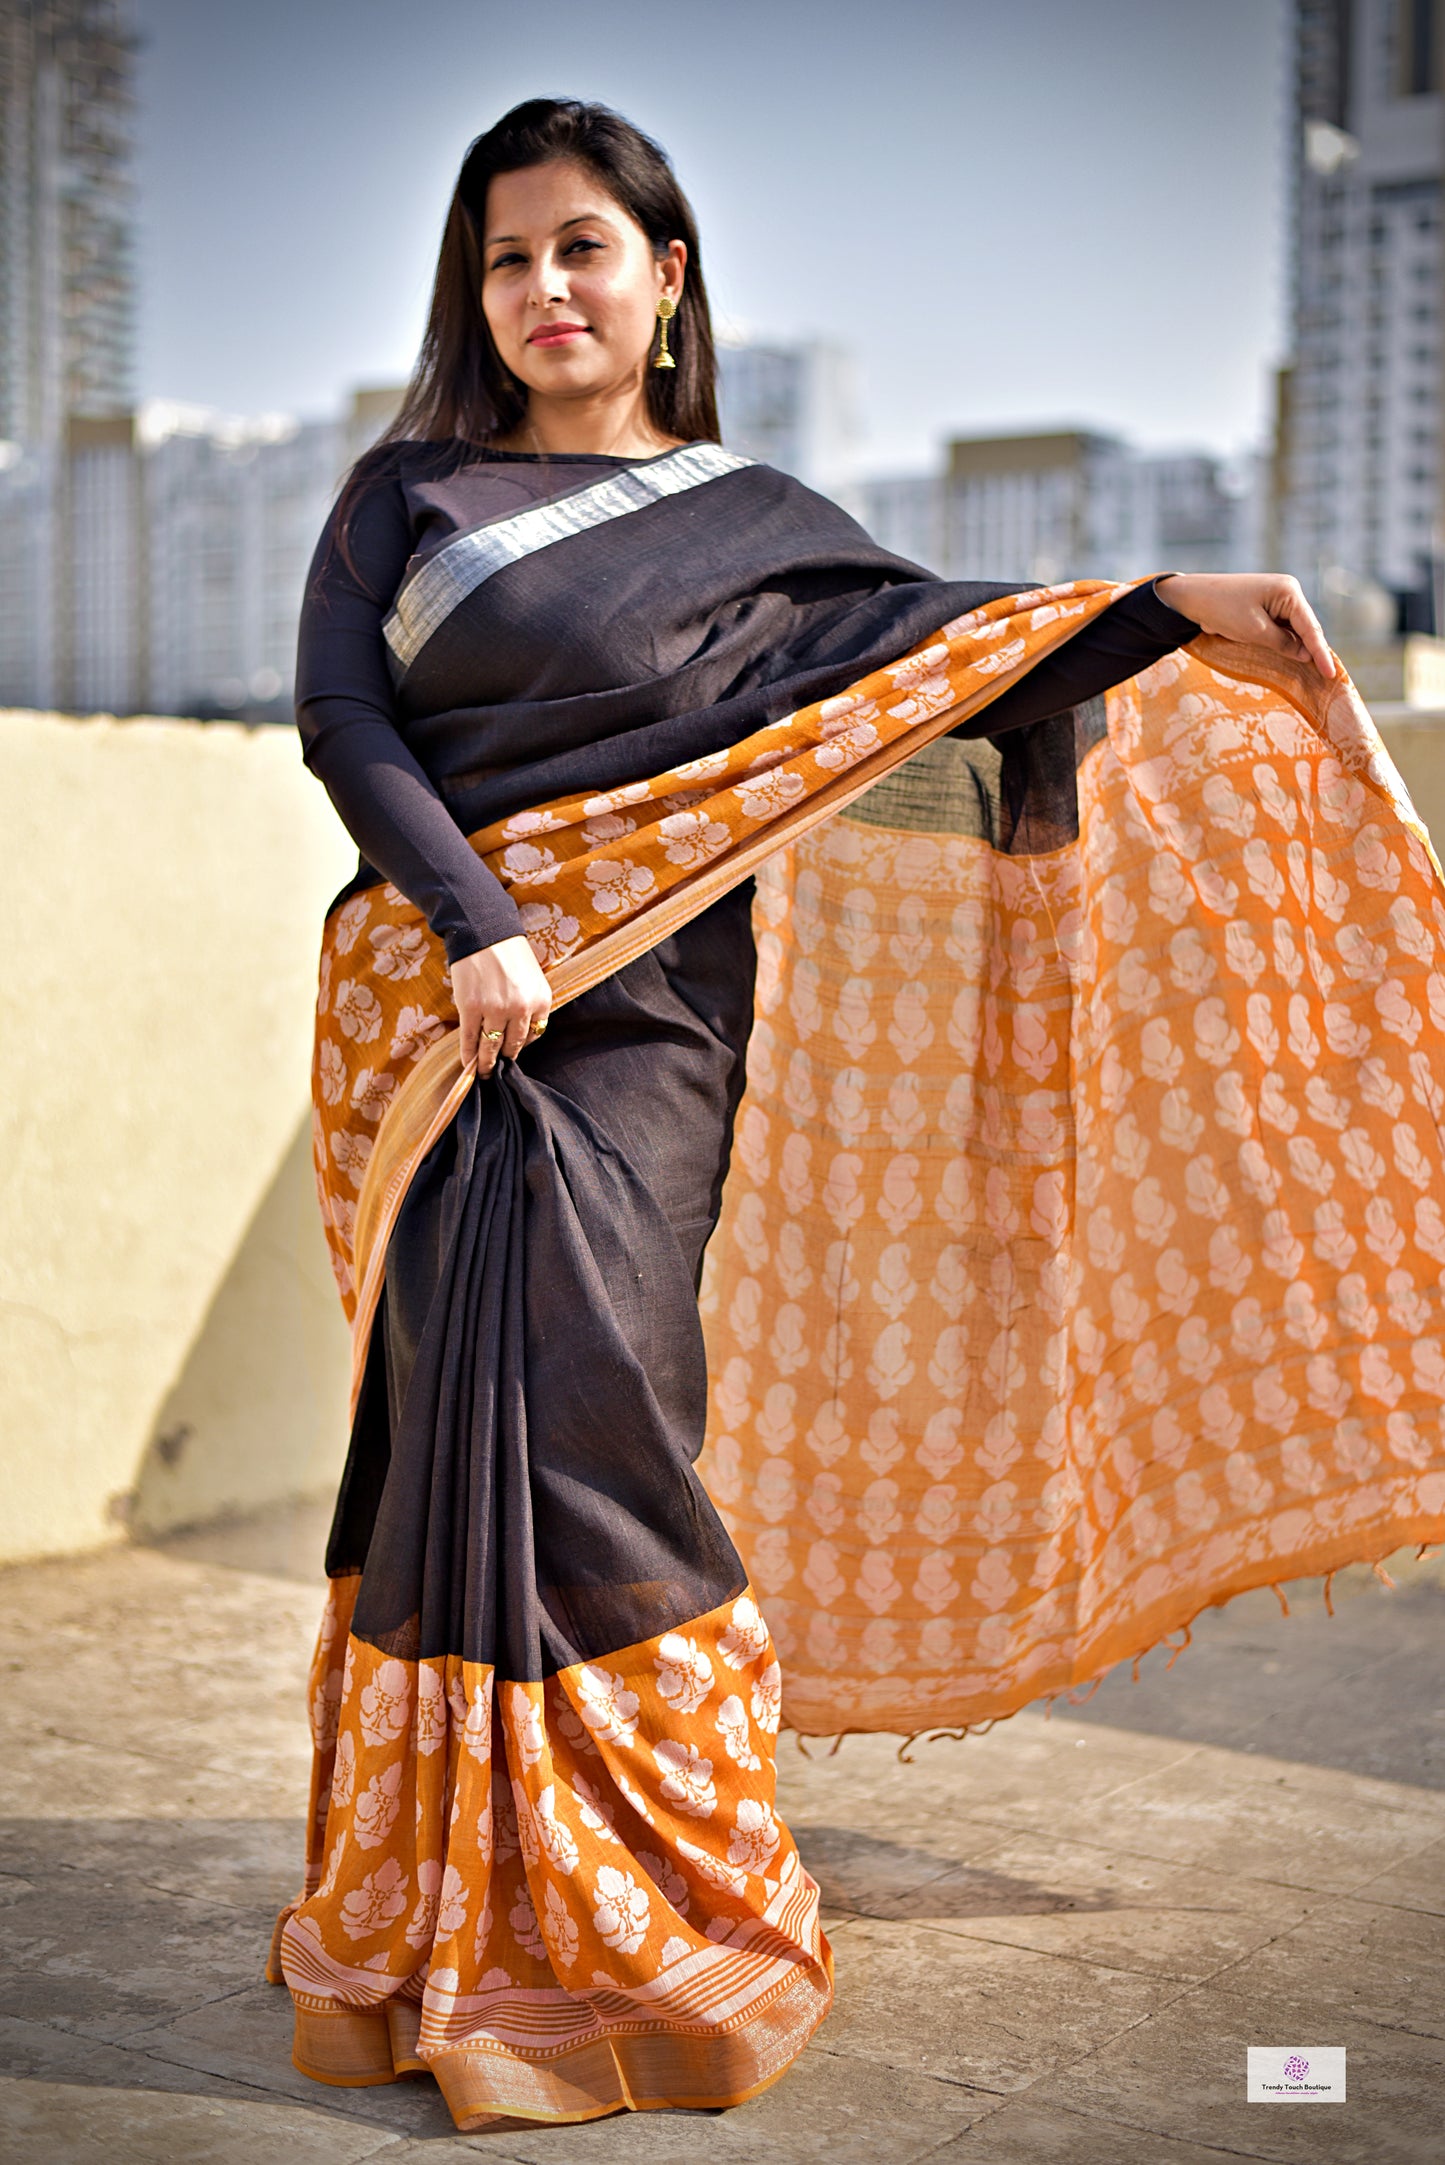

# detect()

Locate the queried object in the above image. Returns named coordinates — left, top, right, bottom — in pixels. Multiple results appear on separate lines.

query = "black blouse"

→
left=295, top=441, right=1199, bottom=966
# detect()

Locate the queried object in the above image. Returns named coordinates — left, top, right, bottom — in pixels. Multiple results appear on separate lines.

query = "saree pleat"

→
left=277, top=580, right=1445, bottom=2126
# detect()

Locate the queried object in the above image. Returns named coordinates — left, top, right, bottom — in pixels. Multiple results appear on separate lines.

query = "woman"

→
left=271, top=97, right=1445, bottom=2132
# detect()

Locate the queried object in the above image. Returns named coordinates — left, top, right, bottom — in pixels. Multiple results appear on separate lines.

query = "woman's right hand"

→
left=450, top=934, right=553, bottom=1078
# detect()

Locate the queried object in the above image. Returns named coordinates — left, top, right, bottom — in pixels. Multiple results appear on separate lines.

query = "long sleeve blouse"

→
left=295, top=443, right=1200, bottom=967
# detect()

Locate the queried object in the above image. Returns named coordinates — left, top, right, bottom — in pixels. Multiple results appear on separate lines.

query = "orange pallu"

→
left=281, top=576, right=1445, bottom=2124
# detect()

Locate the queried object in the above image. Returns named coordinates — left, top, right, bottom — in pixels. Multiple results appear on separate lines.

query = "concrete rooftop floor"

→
left=1, top=1502, right=1442, bottom=2164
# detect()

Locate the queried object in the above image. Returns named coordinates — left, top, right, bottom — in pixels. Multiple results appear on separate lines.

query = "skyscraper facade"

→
left=715, top=339, right=858, bottom=502
left=856, top=433, right=1244, bottom=587
left=1284, top=0, right=1445, bottom=627
left=0, top=0, right=136, bottom=447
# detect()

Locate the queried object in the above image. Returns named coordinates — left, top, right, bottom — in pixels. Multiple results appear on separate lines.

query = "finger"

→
left=1287, top=595, right=1335, bottom=679
left=1247, top=610, right=1297, bottom=657
left=500, top=1013, right=530, bottom=1060
left=476, top=1017, right=505, bottom=1077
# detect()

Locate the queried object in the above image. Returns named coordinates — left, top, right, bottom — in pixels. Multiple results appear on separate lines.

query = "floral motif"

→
left=532, top=1784, right=581, bottom=1874
left=677, top=1834, right=747, bottom=1895
left=636, top=1849, right=691, bottom=1913
left=670, top=749, right=731, bottom=780
left=340, top=1856, right=409, bottom=1940
left=583, top=857, right=656, bottom=917
left=458, top=1676, right=492, bottom=1760
left=508, top=1684, right=546, bottom=1770
left=575, top=1664, right=639, bottom=1745
left=573, top=1772, right=620, bottom=1841
left=727, top=1797, right=781, bottom=1875
left=543, top=1880, right=579, bottom=1967
left=816, top=716, right=882, bottom=768
left=715, top=1694, right=761, bottom=1770
left=500, top=806, right=566, bottom=840
left=501, top=840, right=562, bottom=885
left=718, top=1596, right=770, bottom=1668
left=593, top=1865, right=651, bottom=1955
left=318, top=1040, right=347, bottom=1105
left=518, top=899, right=582, bottom=964
left=509, top=1880, right=546, bottom=1961
left=654, top=1632, right=714, bottom=1714
left=353, top=1762, right=403, bottom=1850
left=615, top=1770, right=656, bottom=1827
left=349, top=1067, right=396, bottom=1124
left=415, top=1665, right=447, bottom=1756
left=652, top=1738, right=717, bottom=1819
left=734, top=768, right=808, bottom=822
left=332, top=979, right=383, bottom=1043
left=658, top=808, right=731, bottom=867
left=333, top=895, right=372, bottom=954
left=436, top=1863, right=469, bottom=1937
left=582, top=782, right=652, bottom=816
left=329, top=1128, right=373, bottom=1190
left=358, top=1658, right=410, bottom=1747
left=370, top=923, right=429, bottom=979
left=388, top=1006, right=446, bottom=1064
left=328, top=1728, right=355, bottom=1810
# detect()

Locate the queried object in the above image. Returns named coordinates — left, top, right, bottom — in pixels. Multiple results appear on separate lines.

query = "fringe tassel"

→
left=789, top=1543, right=1435, bottom=1763
left=1064, top=1671, right=1107, bottom=1710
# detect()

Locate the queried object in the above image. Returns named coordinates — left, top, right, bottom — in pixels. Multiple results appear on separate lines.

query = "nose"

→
left=526, top=247, right=568, bottom=310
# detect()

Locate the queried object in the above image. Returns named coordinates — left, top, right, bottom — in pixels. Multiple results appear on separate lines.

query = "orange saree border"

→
left=270, top=1572, right=834, bottom=2127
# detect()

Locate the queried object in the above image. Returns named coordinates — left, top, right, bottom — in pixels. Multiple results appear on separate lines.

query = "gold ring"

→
left=482, top=1027, right=504, bottom=1041
left=530, top=1018, right=548, bottom=1038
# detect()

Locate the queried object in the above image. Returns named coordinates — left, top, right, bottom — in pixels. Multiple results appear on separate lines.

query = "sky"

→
left=131, top=0, right=1291, bottom=477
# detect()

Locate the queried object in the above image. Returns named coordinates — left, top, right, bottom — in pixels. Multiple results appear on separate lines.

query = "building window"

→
left=1399, top=0, right=1439, bottom=95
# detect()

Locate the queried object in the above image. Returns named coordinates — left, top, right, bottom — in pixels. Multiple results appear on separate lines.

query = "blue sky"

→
left=132, top=0, right=1290, bottom=475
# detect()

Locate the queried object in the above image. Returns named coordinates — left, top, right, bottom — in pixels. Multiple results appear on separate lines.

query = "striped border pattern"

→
left=383, top=442, right=755, bottom=676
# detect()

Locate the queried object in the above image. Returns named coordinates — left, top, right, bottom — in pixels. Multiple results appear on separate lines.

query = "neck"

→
left=496, top=380, right=683, bottom=460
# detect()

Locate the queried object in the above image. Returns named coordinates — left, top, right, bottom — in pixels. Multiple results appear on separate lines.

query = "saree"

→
left=272, top=571, right=1445, bottom=2130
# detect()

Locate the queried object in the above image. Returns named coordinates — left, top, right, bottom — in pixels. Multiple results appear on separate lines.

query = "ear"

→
left=658, top=238, right=687, bottom=304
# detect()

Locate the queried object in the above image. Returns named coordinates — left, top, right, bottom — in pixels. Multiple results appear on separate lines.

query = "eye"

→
left=565, top=236, right=603, bottom=255
left=488, top=251, right=525, bottom=271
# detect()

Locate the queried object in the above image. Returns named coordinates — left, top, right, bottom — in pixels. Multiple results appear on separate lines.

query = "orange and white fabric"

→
left=281, top=577, right=1445, bottom=2124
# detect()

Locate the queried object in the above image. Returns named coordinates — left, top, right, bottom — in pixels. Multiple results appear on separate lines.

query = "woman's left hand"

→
left=1154, top=572, right=1335, bottom=680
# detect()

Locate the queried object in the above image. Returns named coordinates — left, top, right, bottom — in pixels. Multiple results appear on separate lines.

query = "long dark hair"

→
left=332, top=98, right=720, bottom=571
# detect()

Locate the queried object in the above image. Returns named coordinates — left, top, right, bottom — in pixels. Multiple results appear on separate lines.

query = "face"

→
left=479, top=159, right=686, bottom=407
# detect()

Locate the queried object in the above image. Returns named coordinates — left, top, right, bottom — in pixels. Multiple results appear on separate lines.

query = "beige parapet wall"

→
left=2, top=708, right=359, bottom=1564
left=5, top=700, right=1445, bottom=1567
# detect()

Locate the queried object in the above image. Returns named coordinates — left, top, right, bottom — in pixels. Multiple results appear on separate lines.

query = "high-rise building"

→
left=716, top=338, right=858, bottom=500
left=0, top=0, right=136, bottom=709
left=1283, top=0, right=1445, bottom=627
left=0, top=390, right=405, bottom=716
left=856, top=432, right=1244, bottom=585
left=0, top=0, right=137, bottom=448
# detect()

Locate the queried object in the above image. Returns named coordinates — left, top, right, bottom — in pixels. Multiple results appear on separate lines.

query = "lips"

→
left=528, top=323, right=589, bottom=346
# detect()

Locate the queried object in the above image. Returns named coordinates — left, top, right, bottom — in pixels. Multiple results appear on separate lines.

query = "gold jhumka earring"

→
left=653, top=294, right=677, bottom=370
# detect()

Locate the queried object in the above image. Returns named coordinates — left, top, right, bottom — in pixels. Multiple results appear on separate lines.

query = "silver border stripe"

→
left=383, top=442, right=755, bottom=674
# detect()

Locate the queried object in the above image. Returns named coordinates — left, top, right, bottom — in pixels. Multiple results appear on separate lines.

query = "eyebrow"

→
left=485, top=212, right=614, bottom=247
